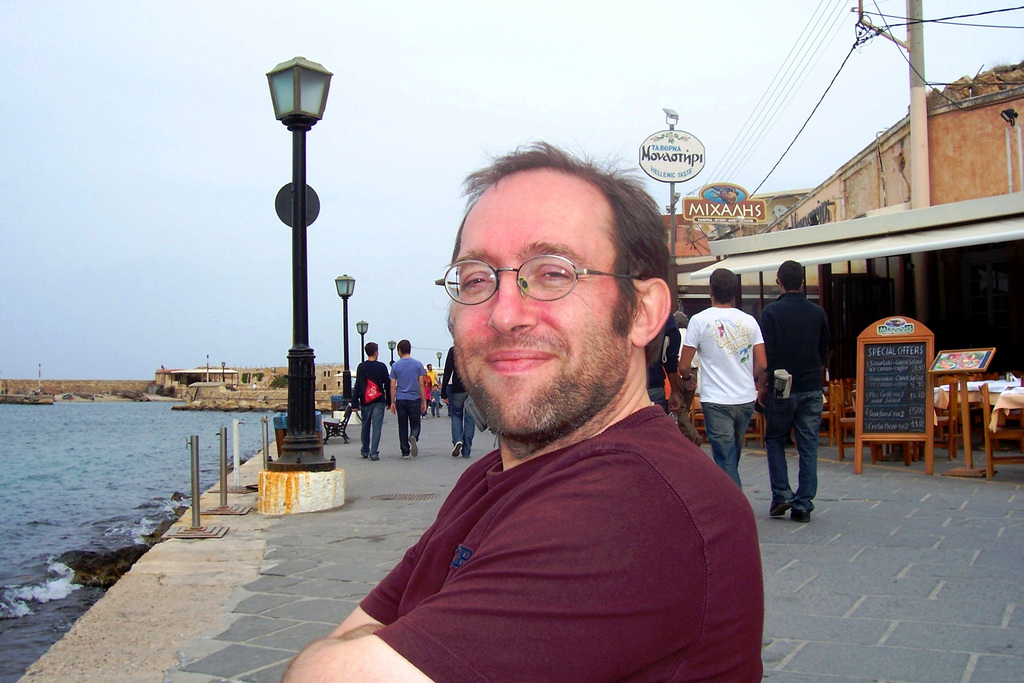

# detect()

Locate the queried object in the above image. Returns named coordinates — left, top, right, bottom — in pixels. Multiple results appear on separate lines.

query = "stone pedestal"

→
left=257, top=469, right=345, bottom=515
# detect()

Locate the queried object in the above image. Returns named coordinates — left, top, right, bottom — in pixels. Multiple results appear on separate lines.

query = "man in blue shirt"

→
left=390, top=339, right=427, bottom=458
left=759, top=260, right=830, bottom=523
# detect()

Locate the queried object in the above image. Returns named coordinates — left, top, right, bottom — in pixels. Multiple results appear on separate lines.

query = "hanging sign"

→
left=639, top=130, right=705, bottom=183
left=683, top=183, right=768, bottom=224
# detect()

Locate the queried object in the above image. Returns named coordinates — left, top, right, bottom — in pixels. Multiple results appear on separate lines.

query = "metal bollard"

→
left=261, top=416, right=270, bottom=469
left=189, top=435, right=201, bottom=529
left=161, top=434, right=229, bottom=539
left=218, top=426, right=228, bottom=508
left=232, top=419, right=244, bottom=489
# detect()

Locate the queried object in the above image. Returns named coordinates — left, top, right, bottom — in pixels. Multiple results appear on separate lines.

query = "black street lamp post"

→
left=436, top=351, right=442, bottom=371
left=335, top=275, right=356, bottom=406
left=387, top=340, right=396, bottom=367
left=356, top=320, right=368, bottom=363
left=267, top=56, right=334, bottom=473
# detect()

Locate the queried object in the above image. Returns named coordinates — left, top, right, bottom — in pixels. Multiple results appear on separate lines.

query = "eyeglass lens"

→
left=447, top=256, right=578, bottom=304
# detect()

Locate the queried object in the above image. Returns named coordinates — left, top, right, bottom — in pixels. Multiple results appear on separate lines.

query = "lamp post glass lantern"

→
left=268, top=56, right=334, bottom=473
left=356, top=320, right=368, bottom=363
left=388, top=339, right=396, bottom=367
left=335, top=275, right=356, bottom=405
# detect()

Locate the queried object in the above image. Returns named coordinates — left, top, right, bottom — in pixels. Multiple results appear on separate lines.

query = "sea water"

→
left=0, top=401, right=267, bottom=682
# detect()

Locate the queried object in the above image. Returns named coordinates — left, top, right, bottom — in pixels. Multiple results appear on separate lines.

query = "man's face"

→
left=450, top=169, right=633, bottom=452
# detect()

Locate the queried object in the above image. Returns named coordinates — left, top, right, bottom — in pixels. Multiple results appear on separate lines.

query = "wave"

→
left=0, top=562, right=81, bottom=620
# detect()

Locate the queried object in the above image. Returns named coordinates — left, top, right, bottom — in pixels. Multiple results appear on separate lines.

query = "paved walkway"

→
left=26, top=414, right=1024, bottom=682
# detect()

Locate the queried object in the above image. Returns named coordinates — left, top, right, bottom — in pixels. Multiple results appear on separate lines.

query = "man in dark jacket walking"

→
left=352, top=342, right=392, bottom=461
left=759, top=260, right=830, bottom=523
left=441, top=345, right=475, bottom=457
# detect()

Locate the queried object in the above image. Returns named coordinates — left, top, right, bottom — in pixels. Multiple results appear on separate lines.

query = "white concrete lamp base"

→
left=258, top=469, right=346, bottom=515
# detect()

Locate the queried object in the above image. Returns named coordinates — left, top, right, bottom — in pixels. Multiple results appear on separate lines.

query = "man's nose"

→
left=487, top=271, right=536, bottom=334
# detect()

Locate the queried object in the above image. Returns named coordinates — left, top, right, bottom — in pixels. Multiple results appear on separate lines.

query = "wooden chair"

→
left=830, top=380, right=856, bottom=461
left=744, top=411, right=765, bottom=447
left=933, top=376, right=960, bottom=461
left=979, top=384, right=1024, bottom=480
left=690, top=403, right=706, bottom=442
left=819, top=386, right=832, bottom=444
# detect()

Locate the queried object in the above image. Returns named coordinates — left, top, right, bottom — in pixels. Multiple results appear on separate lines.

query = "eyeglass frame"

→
left=440, top=254, right=640, bottom=305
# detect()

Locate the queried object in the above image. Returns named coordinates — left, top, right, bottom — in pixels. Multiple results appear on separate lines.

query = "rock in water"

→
left=57, top=545, right=151, bottom=588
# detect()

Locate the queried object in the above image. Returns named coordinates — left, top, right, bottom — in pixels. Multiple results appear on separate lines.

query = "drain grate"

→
left=371, top=493, right=440, bottom=502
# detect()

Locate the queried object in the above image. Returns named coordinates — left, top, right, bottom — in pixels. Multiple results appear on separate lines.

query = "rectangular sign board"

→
left=855, top=317, right=935, bottom=475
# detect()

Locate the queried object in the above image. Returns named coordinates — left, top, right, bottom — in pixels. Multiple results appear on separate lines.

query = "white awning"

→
left=689, top=193, right=1024, bottom=280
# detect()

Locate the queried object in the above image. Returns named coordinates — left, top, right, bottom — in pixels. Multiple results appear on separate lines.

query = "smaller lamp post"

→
left=387, top=340, right=397, bottom=367
left=356, top=321, right=368, bottom=363
left=437, top=351, right=442, bottom=371
left=335, top=275, right=356, bottom=405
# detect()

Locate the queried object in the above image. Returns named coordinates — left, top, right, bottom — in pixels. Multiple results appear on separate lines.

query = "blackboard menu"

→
left=861, top=342, right=928, bottom=433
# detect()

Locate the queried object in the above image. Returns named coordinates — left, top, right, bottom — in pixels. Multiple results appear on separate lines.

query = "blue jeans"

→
left=764, top=390, right=823, bottom=513
left=395, top=399, right=422, bottom=456
left=360, top=401, right=385, bottom=459
left=448, top=391, right=475, bottom=456
left=702, top=401, right=754, bottom=488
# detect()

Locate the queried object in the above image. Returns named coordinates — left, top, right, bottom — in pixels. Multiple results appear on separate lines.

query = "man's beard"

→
left=458, top=326, right=632, bottom=457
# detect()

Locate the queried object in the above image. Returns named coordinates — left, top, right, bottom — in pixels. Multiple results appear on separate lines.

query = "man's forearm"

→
left=283, top=634, right=430, bottom=682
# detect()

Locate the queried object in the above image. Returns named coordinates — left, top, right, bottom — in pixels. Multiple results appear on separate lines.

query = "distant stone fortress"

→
left=3, top=379, right=153, bottom=397
left=1, top=363, right=354, bottom=412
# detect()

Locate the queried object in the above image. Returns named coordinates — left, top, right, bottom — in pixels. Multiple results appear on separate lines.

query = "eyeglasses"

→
left=441, top=254, right=636, bottom=305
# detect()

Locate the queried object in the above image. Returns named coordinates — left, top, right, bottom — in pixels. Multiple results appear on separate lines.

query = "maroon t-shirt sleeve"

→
left=372, top=455, right=709, bottom=681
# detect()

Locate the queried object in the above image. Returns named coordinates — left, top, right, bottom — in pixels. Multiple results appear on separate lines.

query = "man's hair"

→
left=709, top=268, right=738, bottom=305
left=397, top=339, right=411, bottom=355
left=365, top=341, right=378, bottom=357
left=777, top=260, right=804, bottom=291
left=453, top=142, right=669, bottom=356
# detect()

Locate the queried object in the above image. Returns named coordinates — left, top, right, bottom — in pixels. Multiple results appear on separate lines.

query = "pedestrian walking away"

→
left=285, top=142, right=763, bottom=682
left=352, top=342, right=392, bottom=461
left=441, top=345, right=475, bottom=458
left=672, top=309, right=702, bottom=445
left=389, top=339, right=427, bottom=458
left=759, top=260, right=830, bottom=523
left=646, top=313, right=683, bottom=415
left=680, top=267, right=766, bottom=488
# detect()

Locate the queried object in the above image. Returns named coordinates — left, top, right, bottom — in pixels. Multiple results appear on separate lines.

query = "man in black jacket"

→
left=441, top=345, right=475, bottom=458
left=353, top=342, right=392, bottom=461
left=759, top=260, right=830, bottom=523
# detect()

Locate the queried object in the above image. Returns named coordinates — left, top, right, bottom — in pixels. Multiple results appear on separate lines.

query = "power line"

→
left=751, top=41, right=859, bottom=196
left=703, top=0, right=849, bottom=191
left=716, top=1, right=850, bottom=186
left=874, top=4, right=1024, bottom=28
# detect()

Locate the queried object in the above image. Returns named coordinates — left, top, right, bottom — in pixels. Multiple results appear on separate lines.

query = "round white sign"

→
left=639, top=130, right=705, bottom=183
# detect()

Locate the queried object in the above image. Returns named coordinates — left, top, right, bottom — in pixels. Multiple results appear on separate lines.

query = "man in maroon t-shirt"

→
left=285, top=143, right=764, bottom=681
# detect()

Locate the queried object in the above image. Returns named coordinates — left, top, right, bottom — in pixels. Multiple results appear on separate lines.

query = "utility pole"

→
left=856, top=0, right=930, bottom=319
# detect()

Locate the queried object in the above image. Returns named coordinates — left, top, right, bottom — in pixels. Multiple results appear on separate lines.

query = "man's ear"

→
left=630, top=278, right=671, bottom=349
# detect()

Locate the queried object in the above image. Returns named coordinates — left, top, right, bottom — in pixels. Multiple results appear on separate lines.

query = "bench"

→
left=323, top=406, right=353, bottom=444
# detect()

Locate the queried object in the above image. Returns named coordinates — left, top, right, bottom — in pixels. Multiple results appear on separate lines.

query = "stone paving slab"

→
left=162, top=421, right=1024, bottom=682
left=26, top=412, right=1024, bottom=682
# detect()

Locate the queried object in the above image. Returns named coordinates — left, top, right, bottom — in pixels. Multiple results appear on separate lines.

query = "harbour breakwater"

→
left=3, top=379, right=153, bottom=396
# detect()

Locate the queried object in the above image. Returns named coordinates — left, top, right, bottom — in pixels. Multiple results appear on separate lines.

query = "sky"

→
left=1, top=0, right=1021, bottom=380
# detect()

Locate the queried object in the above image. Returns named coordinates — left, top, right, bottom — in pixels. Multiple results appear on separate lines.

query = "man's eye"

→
left=459, top=269, right=493, bottom=290
left=533, top=266, right=573, bottom=284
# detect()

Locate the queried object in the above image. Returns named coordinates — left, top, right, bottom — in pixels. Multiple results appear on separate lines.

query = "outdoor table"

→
left=933, top=378, right=1022, bottom=469
left=989, top=386, right=1024, bottom=431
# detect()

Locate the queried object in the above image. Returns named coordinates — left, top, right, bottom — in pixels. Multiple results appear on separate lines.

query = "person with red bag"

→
left=352, top=342, right=392, bottom=461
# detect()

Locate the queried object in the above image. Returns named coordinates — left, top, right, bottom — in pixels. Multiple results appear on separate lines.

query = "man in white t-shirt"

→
left=680, top=268, right=766, bottom=488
